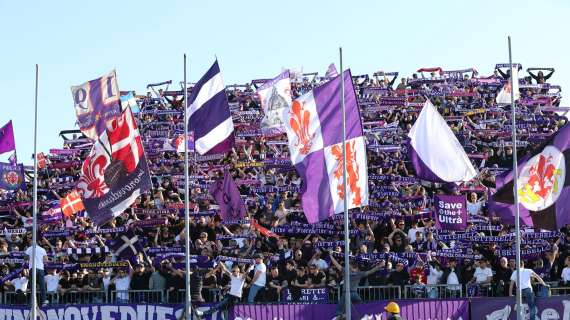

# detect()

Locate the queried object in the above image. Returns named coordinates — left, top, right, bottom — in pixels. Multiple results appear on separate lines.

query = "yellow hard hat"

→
left=385, top=302, right=400, bottom=314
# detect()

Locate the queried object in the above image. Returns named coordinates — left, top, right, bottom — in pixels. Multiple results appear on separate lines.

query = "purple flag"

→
left=0, top=121, right=15, bottom=155
left=492, top=123, right=570, bottom=230
left=0, top=162, right=25, bottom=191
left=434, top=194, right=467, bottom=231
left=71, top=70, right=122, bottom=140
left=285, top=70, right=368, bottom=224
left=325, top=63, right=338, bottom=78
left=209, top=170, right=246, bottom=220
left=109, top=229, right=144, bottom=260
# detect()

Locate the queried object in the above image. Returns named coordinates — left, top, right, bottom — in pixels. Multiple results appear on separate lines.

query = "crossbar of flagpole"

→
left=340, top=47, right=352, bottom=320
left=508, top=36, right=523, bottom=320
left=31, top=64, right=39, bottom=320
left=183, top=54, right=193, bottom=320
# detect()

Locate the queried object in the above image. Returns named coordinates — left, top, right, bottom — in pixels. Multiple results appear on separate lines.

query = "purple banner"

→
left=231, top=299, right=468, bottom=320
left=471, top=296, right=569, bottom=320
left=434, top=194, right=467, bottom=231
left=283, top=288, right=328, bottom=303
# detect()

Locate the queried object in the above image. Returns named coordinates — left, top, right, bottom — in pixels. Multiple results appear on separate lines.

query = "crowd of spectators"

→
left=0, top=64, right=567, bottom=307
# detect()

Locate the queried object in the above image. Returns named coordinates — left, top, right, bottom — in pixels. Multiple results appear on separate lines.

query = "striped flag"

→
left=187, top=61, right=235, bottom=155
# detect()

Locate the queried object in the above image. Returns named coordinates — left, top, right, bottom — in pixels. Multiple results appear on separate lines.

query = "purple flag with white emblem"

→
left=187, top=61, right=235, bottom=155
left=0, top=121, right=16, bottom=155
left=209, top=170, right=246, bottom=220
left=284, top=70, right=368, bottom=224
left=71, top=70, right=122, bottom=140
left=434, top=194, right=467, bottom=231
left=491, top=123, right=570, bottom=230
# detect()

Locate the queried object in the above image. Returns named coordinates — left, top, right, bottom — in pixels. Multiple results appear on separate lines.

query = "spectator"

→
left=509, top=261, right=549, bottom=320
left=247, top=254, right=267, bottom=302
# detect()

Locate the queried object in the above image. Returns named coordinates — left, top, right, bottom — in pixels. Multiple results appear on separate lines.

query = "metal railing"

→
left=2, top=290, right=164, bottom=305
left=333, top=286, right=402, bottom=301
left=404, top=284, right=463, bottom=299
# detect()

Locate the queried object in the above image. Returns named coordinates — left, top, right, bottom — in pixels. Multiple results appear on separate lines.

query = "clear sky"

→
left=1, top=0, right=569, bottom=164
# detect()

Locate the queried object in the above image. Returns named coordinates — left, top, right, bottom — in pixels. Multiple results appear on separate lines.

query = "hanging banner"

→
left=434, top=194, right=467, bottom=231
left=0, top=162, right=25, bottom=191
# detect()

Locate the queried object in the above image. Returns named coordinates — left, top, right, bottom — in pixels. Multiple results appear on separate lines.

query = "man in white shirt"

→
left=196, top=262, right=254, bottom=319
left=509, top=260, right=548, bottom=320
left=44, top=268, right=60, bottom=303
left=25, top=243, right=48, bottom=306
left=473, top=260, right=493, bottom=284
left=112, top=263, right=133, bottom=303
left=247, top=254, right=267, bottom=303
left=561, top=256, right=570, bottom=284
left=8, top=269, right=29, bottom=304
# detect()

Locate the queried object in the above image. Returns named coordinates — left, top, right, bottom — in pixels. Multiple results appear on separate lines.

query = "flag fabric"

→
left=284, top=70, right=368, bottom=224
left=434, top=194, right=467, bottom=231
left=496, top=66, right=520, bottom=105
left=0, top=162, right=25, bottom=191
left=71, top=70, right=122, bottom=140
left=109, top=229, right=143, bottom=260
left=0, top=121, right=16, bottom=155
left=407, top=100, right=477, bottom=182
left=209, top=170, right=246, bottom=220
left=36, top=152, right=47, bottom=169
left=173, top=132, right=194, bottom=153
left=251, top=219, right=279, bottom=238
left=258, top=71, right=292, bottom=134
left=60, top=190, right=85, bottom=218
left=8, top=153, right=17, bottom=165
left=186, top=61, right=234, bottom=155
left=491, top=124, right=570, bottom=230
left=120, top=91, right=139, bottom=113
left=77, top=107, right=151, bottom=225
left=325, top=63, right=339, bottom=78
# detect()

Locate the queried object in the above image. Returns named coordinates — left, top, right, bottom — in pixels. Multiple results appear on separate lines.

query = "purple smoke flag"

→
left=0, top=162, right=25, bottom=191
left=0, top=121, right=16, bottom=155
left=187, top=61, right=235, bottom=155
left=71, top=70, right=122, bottom=140
left=209, top=170, right=246, bottom=220
left=434, top=194, right=467, bottom=231
left=284, top=70, right=368, bottom=224
left=492, top=123, right=570, bottom=230
left=325, top=63, right=339, bottom=78
left=408, top=100, right=477, bottom=182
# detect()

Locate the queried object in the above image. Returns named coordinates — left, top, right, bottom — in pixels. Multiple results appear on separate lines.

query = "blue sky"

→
left=1, top=0, right=569, bottom=164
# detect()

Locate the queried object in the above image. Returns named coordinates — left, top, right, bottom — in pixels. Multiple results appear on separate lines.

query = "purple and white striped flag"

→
left=187, top=61, right=235, bottom=155
left=284, top=70, right=368, bottom=224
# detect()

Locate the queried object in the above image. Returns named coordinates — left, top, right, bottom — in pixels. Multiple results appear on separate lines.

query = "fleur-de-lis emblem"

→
left=289, top=100, right=315, bottom=155
left=331, top=140, right=362, bottom=206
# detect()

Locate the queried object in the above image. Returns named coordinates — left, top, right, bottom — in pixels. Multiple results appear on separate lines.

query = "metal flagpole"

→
left=31, top=64, right=39, bottom=320
left=339, top=47, right=351, bottom=320
left=183, top=54, right=193, bottom=320
left=508, top=36, right=523, bottom=320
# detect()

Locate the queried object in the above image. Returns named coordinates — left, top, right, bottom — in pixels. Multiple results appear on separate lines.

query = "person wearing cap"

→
left=385, top=301, right=404, bottom=319
left=247, top=254, right=267, bottom=302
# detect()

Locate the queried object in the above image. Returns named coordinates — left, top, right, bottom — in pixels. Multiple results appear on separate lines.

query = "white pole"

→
left=183, top=54, right=193, bottom=320
left=31, top=64, right=39, bottom=319
left=340, top=47, right=351, bottom=320
left=508, top=36, right=523, bottom=320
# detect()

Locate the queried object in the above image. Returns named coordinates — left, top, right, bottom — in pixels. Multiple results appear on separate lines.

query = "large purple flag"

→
left=492, top=123, right=570, bottom=230
left=0, top=121, right=16, bottom=155
left=284, top=70, right=368, bottom=224
left=209, top=170, right=246, bottom=220
left=434, top=194, right=467, bottom=231
left=71, top=70, right=122, bottom=140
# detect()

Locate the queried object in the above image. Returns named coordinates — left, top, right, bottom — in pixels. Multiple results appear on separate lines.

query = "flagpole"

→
left=508, top=36, right=523, bottom=320
left=339, top=47, right=351, bottom=320
left=31, top=64, right=39, bottom=320
left=183, top=54, right=193, bottom=320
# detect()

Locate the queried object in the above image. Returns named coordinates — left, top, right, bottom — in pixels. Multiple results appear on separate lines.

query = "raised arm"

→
left=328, top=251, right=343, bottom=272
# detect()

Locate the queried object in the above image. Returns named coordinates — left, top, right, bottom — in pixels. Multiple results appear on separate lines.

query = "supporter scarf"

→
left=314, top=241, right=345, bottom=248
left=436, top=232, right=477, bottom=241
left=130, top=218, right=168, bottom=229
left=195, top=153, right=225, bottom=162
left=0, top=267, right=24, bottom=284
left=49, top=149, right=81, bottom=155
left=432, top=251, right=483, bottom=260
left=78, top=261, right=129, bottom=269
left=250, top=186, right=300, bottom=193
left=214, top=255, right=255, bottom=264
left=217, top=235, right=255, bottom=240
left=0, top=228, right=27, bottom=236
left=85, top=227, right=126, bottom=235
left=369, top=175, right=419, bottom=184
left=0, top=258, right=25, bottom=264
left=42, top=229, right=73, bottom=238
left=221, top=219, right=250, bottom=225
left=496, top=245, right=551, bottom=258
left=133, top=208, right=180, bottom=216
left=147, top=247, right=185, bottom=256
